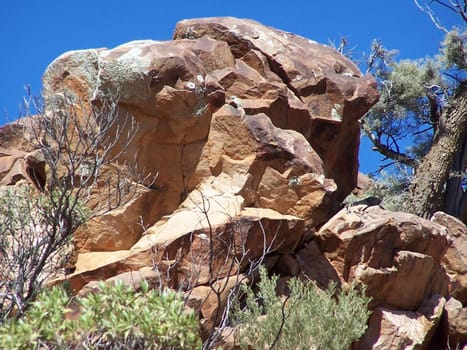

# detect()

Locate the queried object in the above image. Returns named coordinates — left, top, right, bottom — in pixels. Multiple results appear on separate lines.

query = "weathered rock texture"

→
left=317, top=205, right=450, bottom=310
left=442, top=297, right=467, bottom=348
left=0, top=17, right=464, bottom=350
left=36, top=17, right=379, bottom=284
left=356, top=295, right=446, bottom=350
left=432, top=211, right=467, bottom=304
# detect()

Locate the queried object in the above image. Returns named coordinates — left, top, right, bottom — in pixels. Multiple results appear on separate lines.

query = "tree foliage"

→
left=360, top=10, right=466, bottom=218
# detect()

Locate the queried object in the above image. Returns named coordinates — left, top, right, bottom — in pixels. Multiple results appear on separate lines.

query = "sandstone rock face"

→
left=173, top=17, right=379, bottom=199
left=317, top=205, right=450, bottom=310
left=356, top=295, right=446, bottom=350
left=36, top=17, right=378, bottom=285
left=431, top=211, right=467, bottom=304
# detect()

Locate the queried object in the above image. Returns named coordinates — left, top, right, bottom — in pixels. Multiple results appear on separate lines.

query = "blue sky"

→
left=0, top=1, right=462, bottom=173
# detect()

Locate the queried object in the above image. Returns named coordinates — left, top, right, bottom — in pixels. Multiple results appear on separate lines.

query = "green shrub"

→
left=233, top=266, right=371, bottom=350
left=0, top=280, right=201, bottom=349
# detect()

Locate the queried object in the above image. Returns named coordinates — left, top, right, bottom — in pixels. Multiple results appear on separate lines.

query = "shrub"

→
left=0, top=93, right=145, bottom=321
left=232, top=266, right=371, bottom=350
left=0, top=184, right=89, bottom=321
left=0, top=280, right=202, bottom=349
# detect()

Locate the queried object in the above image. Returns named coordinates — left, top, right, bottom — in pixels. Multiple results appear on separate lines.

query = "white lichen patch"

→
left=229, top=24, right=239, bottom=34
left=293, top=75, right=303, bottom=82
left=197, top=233, right=209, bottom=240
left=331, top=103, right=342, bottom=121
left=196, top=74, right=204, bottom=84
left=185, top=81, right=196, bottom=90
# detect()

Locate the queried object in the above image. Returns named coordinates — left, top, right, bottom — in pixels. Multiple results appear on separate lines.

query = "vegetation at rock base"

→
left=232, top=266, right=371, bottom=350
left=0, top=92, right=146, bottom=321
left=0, top=184, right=90, bottom=321
left=0, top=280, right=201, bottom=350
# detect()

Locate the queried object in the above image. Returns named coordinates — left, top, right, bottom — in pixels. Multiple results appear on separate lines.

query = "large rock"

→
left=356, top=295, right=446, bottom=350
left=37, top=17, right=378, bottom=278
left=173, top=17, right=379, bottom=199
left=4, top=17, right=382, bottom=341
left=431, top=211, right=467, bottom=303
left=317, top=205, right=450, bottom=310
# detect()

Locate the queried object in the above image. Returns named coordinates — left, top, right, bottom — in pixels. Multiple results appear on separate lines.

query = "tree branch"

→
left=414, top=0, right=467, bottom=32
left=361, top=121, right=418, bottom=169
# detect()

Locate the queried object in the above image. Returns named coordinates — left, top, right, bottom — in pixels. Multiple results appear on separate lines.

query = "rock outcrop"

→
left=35, top=17, right=378, bottom=290
left=1, top=17, right=464, bottom=350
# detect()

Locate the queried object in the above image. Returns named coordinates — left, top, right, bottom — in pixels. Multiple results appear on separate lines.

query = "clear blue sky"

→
left=0, top=1, right=462, bottom=174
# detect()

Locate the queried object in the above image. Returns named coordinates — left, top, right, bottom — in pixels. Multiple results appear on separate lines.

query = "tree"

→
left=361, top=3, right=466, bottom=220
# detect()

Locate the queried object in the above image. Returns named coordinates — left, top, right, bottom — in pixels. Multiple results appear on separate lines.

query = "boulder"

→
left=443, top=297, right=467, bottom=349
left=431, top=211, right=467, bottom=303
left=317, top=205, right=450, bottom=310
left=41, top=19, right=379, bottom=251
left=356, top=295, right=446, bottom=350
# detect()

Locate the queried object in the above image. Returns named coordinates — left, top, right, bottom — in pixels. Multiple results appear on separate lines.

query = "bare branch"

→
left=414, top=0, right=467, bottom=32
left=0, top=91, right=145, bottom=321
left=361, top=120, right=418, bottom=169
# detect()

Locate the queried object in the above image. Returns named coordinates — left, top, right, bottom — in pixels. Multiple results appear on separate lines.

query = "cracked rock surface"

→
left=38, top=17, right=379, bottom=260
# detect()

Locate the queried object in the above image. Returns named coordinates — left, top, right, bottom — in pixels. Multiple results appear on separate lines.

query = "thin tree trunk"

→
left=407, top=81, right=467, bottom=218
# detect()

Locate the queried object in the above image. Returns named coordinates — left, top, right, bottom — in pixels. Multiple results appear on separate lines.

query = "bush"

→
left=0, top=94, right=144, bottom=321
left=0, top=280, right=201, bottom=349
left=233, top=266, right=371, bottom=350
left=0, top=184, right=89, bottom=321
